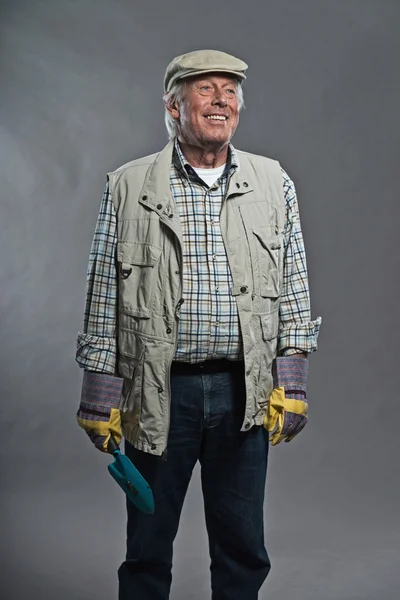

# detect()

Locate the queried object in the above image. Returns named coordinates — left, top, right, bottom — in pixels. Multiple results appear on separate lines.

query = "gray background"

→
left=1, top=0, right=399, bottom=598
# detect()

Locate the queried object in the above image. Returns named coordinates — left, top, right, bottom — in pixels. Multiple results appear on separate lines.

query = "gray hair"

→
left=163, top=78, right=245, bottom=140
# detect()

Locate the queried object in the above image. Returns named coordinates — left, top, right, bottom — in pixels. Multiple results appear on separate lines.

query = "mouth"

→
left=204, top=114, right=229, bottom=122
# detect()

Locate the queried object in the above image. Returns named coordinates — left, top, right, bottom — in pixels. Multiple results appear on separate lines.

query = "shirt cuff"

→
left=278, top=316, right=322, bottom=355
left=75, top=332, right=117, bottom=375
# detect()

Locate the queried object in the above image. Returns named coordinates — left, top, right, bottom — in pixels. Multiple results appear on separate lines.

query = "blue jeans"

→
left=118, top=367, right=270, bottom=599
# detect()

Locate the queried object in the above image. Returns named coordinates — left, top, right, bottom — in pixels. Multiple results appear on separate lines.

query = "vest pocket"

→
left=260, top=312, right=279, bottom=341
left=117, top=241, right=162, bottom=317
left=252, top=227, right=283, bottom=298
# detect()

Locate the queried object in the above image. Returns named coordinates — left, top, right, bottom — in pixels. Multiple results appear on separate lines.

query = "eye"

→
left=224, top=87, right=237, bottom=98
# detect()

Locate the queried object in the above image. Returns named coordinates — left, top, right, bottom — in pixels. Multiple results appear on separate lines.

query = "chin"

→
left=199, top=132, right=232, bottom=146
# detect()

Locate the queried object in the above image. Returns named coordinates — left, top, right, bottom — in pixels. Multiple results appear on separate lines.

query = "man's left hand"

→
left=263, top=356, right=309, bottom=445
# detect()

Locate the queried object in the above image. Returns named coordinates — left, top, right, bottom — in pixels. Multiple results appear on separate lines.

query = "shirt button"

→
left=158, top=387, right=163, bottom=393
left=142, top=195, right=148, bottom=201
left=175, top=270, right=180, bottom=275
left=215, top=322, right=220, bottom=327
left=166, top=327, right=172, bottom=334
left=236, top=182, right=240, bottom=189
left=215, top=286, right=219, bottom=292
left=243, top=182, right=249, bottom=187
left=240, top=286, right=248, bottom=293
left=212, top=254, right=216, bottom=261
left=244, top=422, right=251, bottom=430
left=157, top=203, right=162, bottom=210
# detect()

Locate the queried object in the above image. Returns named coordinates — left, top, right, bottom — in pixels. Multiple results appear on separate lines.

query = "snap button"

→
left=121, top=267, right=132, bottom=279
left=166, top=327, right=172, bottom=334
left=157, top=203, right=162, bottom=210
left=240, top=286, right=248, bottom=293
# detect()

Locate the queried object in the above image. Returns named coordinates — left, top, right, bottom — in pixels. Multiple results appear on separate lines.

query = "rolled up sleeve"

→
left=75, top=182, right=119, bottom=374
left=278, top=169, right=322, bottom=355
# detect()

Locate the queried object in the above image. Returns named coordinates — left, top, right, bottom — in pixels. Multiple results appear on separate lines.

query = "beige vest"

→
left=108, top=140, right=285, bottom=456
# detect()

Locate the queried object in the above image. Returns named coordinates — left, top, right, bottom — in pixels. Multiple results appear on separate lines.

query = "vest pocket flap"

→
left=260, top=313, right=279, bottom=341
left=117, top=241, right=162, bottom=267
left=252, top=228, right=282, bottom=252
left=252, top=228, right=283, bottom=298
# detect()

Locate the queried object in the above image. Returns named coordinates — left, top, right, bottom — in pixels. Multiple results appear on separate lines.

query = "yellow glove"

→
left=264, top=386, right=308, bottom=445
left=76, top=371, right=124, bottom=453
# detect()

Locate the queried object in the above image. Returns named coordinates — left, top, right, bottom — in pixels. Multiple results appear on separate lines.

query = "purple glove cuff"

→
left=273, top=356, right=308, bottom=397
left=77, top=371, right=124, bottom=422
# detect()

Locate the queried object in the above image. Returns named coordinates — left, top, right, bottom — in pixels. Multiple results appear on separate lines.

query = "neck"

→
left=177, top=138, right=229, bottom=168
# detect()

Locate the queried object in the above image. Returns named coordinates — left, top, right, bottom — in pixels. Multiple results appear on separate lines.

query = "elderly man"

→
left=75, top=49, right=321, bottom=599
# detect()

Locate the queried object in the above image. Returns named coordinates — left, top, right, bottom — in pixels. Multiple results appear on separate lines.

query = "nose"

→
left=211, top=91, right=228, bottom=107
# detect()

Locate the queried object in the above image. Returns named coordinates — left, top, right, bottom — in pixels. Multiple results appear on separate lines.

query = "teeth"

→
left=206, top=115, right=227, bottom=120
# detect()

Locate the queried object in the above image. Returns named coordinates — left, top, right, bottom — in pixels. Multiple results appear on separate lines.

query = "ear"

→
left=164, top=98, right=180, bottom=120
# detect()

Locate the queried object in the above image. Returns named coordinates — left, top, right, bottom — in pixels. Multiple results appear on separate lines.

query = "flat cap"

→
left=164, top=49, right=247, bottom=93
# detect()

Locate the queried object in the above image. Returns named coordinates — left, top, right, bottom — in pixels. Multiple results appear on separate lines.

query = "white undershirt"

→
left=192, top=164, right=226, bottom=187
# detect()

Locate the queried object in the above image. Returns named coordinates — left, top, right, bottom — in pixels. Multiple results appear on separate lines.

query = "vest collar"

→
left=138, top=138, right=254, bottom=213
left=139, top=140, right=175, bottom=211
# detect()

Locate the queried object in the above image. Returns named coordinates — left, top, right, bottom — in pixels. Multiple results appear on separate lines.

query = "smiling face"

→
left=168, top=73, right=241, bottom=150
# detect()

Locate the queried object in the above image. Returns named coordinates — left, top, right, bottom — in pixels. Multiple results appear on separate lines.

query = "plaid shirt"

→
left=76, top=141, right=321, bottom=373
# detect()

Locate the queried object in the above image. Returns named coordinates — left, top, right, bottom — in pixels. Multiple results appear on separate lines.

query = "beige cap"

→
left=164, top=49, right=248, bottom=93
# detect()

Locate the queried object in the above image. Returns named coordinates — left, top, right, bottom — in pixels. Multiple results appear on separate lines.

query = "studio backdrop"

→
left=1, top=1, right=399, bottom=599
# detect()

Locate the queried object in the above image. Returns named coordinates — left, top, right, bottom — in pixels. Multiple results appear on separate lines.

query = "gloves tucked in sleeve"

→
left=76, top=371, right=124, bottom=453
left=264, top=356, right=309, bottom=445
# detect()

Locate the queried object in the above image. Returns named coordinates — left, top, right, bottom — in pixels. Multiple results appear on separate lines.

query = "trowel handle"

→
left=107, top=434, right=120, bottom=454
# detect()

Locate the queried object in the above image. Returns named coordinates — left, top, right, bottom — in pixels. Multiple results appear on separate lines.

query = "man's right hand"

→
left=76, top=371, right=124, bottom=453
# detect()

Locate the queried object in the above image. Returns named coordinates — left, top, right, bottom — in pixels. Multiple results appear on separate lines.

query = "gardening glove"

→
left=76, top=371, right=124, bottom=453
left=264, top=356, right=309, bottom=446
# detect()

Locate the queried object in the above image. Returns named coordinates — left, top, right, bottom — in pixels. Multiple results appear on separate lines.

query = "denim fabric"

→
left=118, top=369, right=270, bottom=599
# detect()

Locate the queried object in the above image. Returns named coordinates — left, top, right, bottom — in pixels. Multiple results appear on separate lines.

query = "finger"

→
left=284, top=418, right=307, bottom=442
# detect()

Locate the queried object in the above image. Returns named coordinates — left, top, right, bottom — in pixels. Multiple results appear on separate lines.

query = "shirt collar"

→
left=172, top=137, right=239, bottom=181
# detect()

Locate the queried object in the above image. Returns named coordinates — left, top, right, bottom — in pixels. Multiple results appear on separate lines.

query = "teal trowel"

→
left=107, top=435, right=155, bottom=514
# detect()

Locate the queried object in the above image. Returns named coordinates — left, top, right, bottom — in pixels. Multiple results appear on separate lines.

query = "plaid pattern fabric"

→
left=76, top=140, right=321, bottom=373
left=279, top=175, right=321, bottom=355
left=75, top=191, right=118, bottom=374
left=171, top=141, right=242, bottom=361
